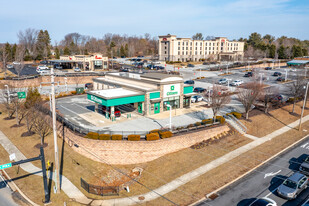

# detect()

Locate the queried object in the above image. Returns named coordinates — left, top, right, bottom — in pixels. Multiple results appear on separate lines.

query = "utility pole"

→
left=299, top=82, right=309, bottom=131
left=51, top=68, right=60, bottom=193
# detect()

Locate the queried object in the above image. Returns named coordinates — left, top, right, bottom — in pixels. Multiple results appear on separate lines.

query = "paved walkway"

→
left=0, top=115, right=308, bottom=206
left=0, top=131, right=92, bottom=205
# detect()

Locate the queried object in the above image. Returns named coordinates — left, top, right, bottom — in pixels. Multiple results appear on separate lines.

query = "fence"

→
left=81, top=178, right=119, bottom=196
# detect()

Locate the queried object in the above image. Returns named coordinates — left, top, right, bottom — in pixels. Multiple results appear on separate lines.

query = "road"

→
left=0, top=175, right=19, bottom=206
left=197, top=135, right=309, bottom=206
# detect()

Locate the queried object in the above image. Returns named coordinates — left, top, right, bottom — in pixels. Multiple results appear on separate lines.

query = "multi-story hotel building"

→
left=158, top=34, right=245, bottom=62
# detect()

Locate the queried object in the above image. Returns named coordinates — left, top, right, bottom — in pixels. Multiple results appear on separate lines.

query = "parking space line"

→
left=59, top=105, right=80, bottom=116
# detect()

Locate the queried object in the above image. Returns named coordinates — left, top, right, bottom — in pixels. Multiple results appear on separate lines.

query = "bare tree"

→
left=0, top=47, right=9, bottom=74
left=259, top=86, right=279, bottom=113
left=0, top=85, right=17, bottom=119
left=14, top=45, right=26, bottom=77
left=25, top=107, right=35, bottom=135
left=237, top=81, right=263, bottom=119
left=32, top=108, right=52, bottom=145
left=17, top=28, right=38, bottom=58
left=205, top=85, right=231, bottom=121
left=289, top=71, right=306, bottom=113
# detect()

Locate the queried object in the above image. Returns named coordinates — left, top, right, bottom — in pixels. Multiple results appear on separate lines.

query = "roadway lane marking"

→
left=264, top=170, right=282, bottom=179
left=301, top=143, right=309, bottom=149
left=59, top=105, right=80, bottom=116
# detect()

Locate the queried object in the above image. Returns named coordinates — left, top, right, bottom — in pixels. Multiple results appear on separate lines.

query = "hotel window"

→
left=200, top=51, right=202, bottom=55
left=209, top=47, right=211, bottom=50
left=206, top=43, right=208, bottom=46
left=178, top=42, right=180, bottom=45
left=190, top=47, right=192, bottom=50
left=164, top=51, right=166, bottom=54
left=221, top=42, right=224, bottom=46
left=213, top=47, right=214, bottom=50
left=200, top=42, right=202, bottom=46
left=200, top=47, right=202, bottom=50
left=178, top=47, right=180, bottom=50
left=195, top=51, right=197, bottom=55
left=182, top=42, right=184, bottom=45
left=221, top=47, right=223, bottom=51
left=196, top=42, right=198, bottom=46
left=186, top=52, right=188, bottom=55
left=178, top=51, right=180, bottom=55
left=190, top=42, right=192, bottom=45
left=165, top=46, right=167, bottom=49
left=186, top=47, right=188, bottom=50
left=186, top=42, right=188, bottom=45
left=183, top=47, right=184, bottom=50
left=190, top=52, right=192, bottom=55
left=182, top=51, right=184, bottom=55
left=217, top=42, right=219, bottom=46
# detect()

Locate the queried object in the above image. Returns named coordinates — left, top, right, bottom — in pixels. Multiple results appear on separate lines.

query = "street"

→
left=197, top=135, right=309, bottom=206
left=0, top=175, right=19, bottom=206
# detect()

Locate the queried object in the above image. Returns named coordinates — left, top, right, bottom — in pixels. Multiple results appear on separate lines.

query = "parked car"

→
left=85, top=83, right=93, bottom=89
left=37, top=69, right=50, bottom=75
left=193, top=87, right=206, bottom=93
left=244, top=72, right=253, bottom=77
left=74, top=67, right=81, bottom=72
left=203, top=62, right=210, bottom=65
left=184, top=80, right=194, bottom=84
left=6, top=64, right=14, bottom=69
left=231, top=80, right=243, bottom=86
left=218, top=78, right=228, bottom=84
left=37, top=65, right=49, bottom=71
left=277, top=172, right=308, bottom=200
left=273, top=72, right=282, bottom=76
left=120, top=68, right=129, bottom=72
left=276, top=77, right=285, bottom=81
left=99, top=105, right=121, bottom=117
left=187, top=64, right=195, bottom=67
left=299, top=155, right=309, bottom=175
left=265, top=67, right=272, bottom=70
left=120, top=56, right=126, bottom=58
left=249, top=197, right=277, bottom=206
left=191, top=95, right=203, bottom=103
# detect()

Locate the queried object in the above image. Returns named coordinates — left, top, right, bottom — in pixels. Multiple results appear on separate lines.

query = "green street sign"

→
left=0, top=163, right=12, bottom=170
left=17, top=92, right=26, bottom=99
left=76, top=87, right=84, bottom=94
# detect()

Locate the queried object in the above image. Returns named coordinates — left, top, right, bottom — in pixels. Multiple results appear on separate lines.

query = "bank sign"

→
left=87, top=94, right=103, bottom=104
left=163, top=84, right=180, bottom=98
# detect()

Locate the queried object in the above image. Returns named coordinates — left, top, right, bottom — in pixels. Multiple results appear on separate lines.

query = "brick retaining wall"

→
left=58, top=125, right=230, bottom=165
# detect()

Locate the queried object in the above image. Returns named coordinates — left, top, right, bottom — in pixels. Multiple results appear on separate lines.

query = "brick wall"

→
left=59, top=125, right=230, bottom=165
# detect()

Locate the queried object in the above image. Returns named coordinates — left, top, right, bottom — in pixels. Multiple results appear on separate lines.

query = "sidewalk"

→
left=0, top=115, right=308, bottom=206
left=0, top=131, right=92, bottom=205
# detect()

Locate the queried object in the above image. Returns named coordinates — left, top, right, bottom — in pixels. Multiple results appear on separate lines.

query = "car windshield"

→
left=251, top=199, right=270, bottom=206
left=283, top=179, right=297, bottom=189
left=305, top=156, right=309, bottom=163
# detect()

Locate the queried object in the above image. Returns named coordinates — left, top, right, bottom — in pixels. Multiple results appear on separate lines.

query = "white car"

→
left=231, top=80, right=243, bottom=86
left=37, top=69, right=50, bottom=75
left=191, top=95, right=203, bottom=103
left=6, top=64, right=14, bottom=69
left=37, top=65, right=49, bottom=71
left=218, top=78, right=227, bottom=84
left=74, top=67, right=81, bottom=72
left=249, top=197, right=277, bottom=206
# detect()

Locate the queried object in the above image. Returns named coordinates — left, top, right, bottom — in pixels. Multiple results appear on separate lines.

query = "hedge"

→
left=160, top=131, right=173, bottom=139
left=71, top=91, right=77, bottom=95
left=227, top=112, right=242, bottom=119
left=86, top=132, right=99, bottom=140
left=202, top=118, right=213, bottom=125
left=111, top=134, right=123, bottom=140
left=128, top=135, right=140, bottom=141
left=146, top=133, right=160, bottom=141
left=215, top=116, right=225, bottom=124
left=187, top=124, right=195, bottom=128
left=99, top=134, right=111, bottom=140
left=195, top=122, right=201, bottom=126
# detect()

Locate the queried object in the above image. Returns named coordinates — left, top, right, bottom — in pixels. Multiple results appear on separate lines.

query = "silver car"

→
left=299, top=156, right=309, bottom=175
left=249, top=197, right=277, bottom=206
left=277, top=172, right=308, bottom=200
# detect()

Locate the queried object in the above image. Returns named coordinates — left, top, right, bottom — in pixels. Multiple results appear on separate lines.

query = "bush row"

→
left=84, top=132, right=123, bottom=140
left=226, top=112, right=242, bottom=119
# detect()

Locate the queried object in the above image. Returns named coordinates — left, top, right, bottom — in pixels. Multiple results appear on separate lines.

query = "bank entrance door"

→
left=154, top=102, right=160, bottom=114
left=138, top=102, right=143, bottom=114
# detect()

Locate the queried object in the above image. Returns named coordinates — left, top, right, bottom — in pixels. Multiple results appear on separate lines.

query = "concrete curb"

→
left=1, top=169, right=40, bottom=206
left=190, top=132, right=309, bottom=206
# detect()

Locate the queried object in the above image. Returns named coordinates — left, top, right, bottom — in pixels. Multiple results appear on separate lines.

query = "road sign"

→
left=9, top=153, right=16, bottom=161
left=0, top=163, right=12, bottom=170
left=17, top=92, right=26, bottom=99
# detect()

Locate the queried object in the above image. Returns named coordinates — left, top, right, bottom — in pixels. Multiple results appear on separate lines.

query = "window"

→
left=200, top=42, right=202, bottom=46
left=190, top=52, right=192, bottom=55
left=200, top=47, right=202, bottom=50
left=195, top=47, right=197, bottom=50
left=178, top=47, right=180, bottom=50
left=186, top=47, right=188, bottom=50
left=221, top=42, right=224, bottom=46
left=209, top=47, right=211, bottom=50
left=182, top=51, right=184, bottom=55
left=178, top=51, right=180, bottom=55
left=165, top=42, right=167, bottom=45
left=165, top=46, right=167, bottom=49
left=221, top=47, right=223, bottom=50
left=190, top=42, right=192, bottom=46
left=196, top=42, right=198, bottom=46
left=164, top=51, right=167, bottom=54
left=205, top=43, right=207, bottom=46
left=182, top=42, right=184, bottom=45
left=178, top=42, right=180, bottom=45
left=190, top=47, right=192, bottom=50
left=186, top=51, right=188, bottom=55
left=183, top=47, right=184, bottom=50
left=217, top=43, right=219, bottom=46
left=213, top=47, right=215, bottom=50
left=186, top=42, right=188, bottom=45
left=200, top=51, right=202, bottom=55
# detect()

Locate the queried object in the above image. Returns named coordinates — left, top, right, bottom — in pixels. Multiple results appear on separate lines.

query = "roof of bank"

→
left=88, top=88, right=143, bottom=99
left=140, top=73, right=182, bottom=81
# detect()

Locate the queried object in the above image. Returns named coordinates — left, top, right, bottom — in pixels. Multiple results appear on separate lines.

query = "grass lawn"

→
left=241, top=101, right=309, bottom=137
left=144, top=116, right=309, bottom=206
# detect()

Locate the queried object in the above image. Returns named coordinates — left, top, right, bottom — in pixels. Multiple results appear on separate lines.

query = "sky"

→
left=0, top=0, right=309, bottom=44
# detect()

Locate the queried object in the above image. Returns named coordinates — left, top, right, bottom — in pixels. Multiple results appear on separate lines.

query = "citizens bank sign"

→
left=163, top=84, right=180, bottom=98
left=87, top=94, right=103, bottom=104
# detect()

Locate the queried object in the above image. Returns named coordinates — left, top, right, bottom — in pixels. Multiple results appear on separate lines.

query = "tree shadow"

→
left=21, top=131, right=35, bottom=137
left=48, top=163, right=53, bottom=199
left=10, top=123, right=25, bottom=128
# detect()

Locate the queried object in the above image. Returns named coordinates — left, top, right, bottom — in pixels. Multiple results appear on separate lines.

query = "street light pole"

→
left=64, top=77, right=68, bottom=92
left=4, top=85, right=10, bottom=103
left=299, top=82, right=309, bottom=131
left=51, top=67, right=60, bottom=194
left=167, top=105, right=172, bottom=130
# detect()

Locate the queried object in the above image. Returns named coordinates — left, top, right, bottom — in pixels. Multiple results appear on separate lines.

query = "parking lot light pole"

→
left=285, top=69, right=288, bottom=80
left=259, top=73, right=263, bottom=85
left=299, top=82, right=309, bottom=131
left=64, top=77, right=68, bottom=92
left=4, top=85, right=10, bottom=103
left=167, top=104, right=172, bottom=130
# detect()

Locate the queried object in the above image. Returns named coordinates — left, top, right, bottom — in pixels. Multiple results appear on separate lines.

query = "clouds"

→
left=0, top=0, right=308, bottom=43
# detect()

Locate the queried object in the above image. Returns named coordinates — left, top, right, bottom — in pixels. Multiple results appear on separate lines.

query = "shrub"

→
left=160, top=131, right=173, bottom=139
left=187, top=124, right=195, bottom=128
left=98, top=134, right=111, bottom=140
left=128, top=135, right=140, bottom=141
left=176, top=127, right=184, bottom=130
left=149, top=129, right=161, bottom=134
left=215, top=116, right=225, bottom=124
left=111, top=134, right=123, bottom=140
left=202, top=118, right=213, bottom=125
left=229, top=112, right=242, bottom=119
left=86, top=132, right=99, bottom=140
left=71, top=91, right=77, bottom=95
left=146, top=133, right=160, bottom=141
left=195, top=122, right=201, bottom=126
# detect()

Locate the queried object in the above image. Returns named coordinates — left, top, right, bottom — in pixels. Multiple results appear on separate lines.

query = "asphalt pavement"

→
left=0, top=175, right=19, bottom=206
left=197, top=135, right=309, bottom=206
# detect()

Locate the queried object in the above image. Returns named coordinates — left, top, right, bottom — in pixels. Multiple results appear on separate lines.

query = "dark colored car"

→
left=113, top=56, right=117, bottom=59
left=184, top=80, right=194, bottom=84
left=244, top=72, right=253, bottom=77
left=99, top=105, right=121, bottom=117
left=265, top=67, right=272, bottom=70
left=273, top=72, right=282, bottom=76
left=121, top=56, right=126, bottom=58
left=120, top=68, right=129, bottom=72
left=299, top=156, right=309, bottom=175
left=187, top=64, right=195, bottom=67
left=193, top=87, right=206, bottom=93
left=203, top=62, right=210, bottom=65
left=276, top=77, right=285, bottom=81
left=85, top=83, right=93, bottom=89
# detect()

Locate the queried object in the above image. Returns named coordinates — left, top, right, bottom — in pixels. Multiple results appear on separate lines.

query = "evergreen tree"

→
left=63, top=47, right=70, bottom=55
left=55, top=47, right=60, bottom=59
left=12, top=44, right=17, bottom=60
left=4, top=43, right=12, bottom=62
left=277, top=45, right=286, bottom=59
left=124, top=44, right=129, bottom=57
left=268, top=44, right=276, bottom=58
left=120, top=45, right=125, bottom=56
left=292, top=45, right=303, bottom=58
